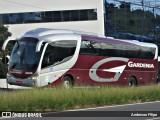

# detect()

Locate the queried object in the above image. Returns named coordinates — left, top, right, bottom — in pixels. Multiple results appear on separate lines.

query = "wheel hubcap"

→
left=63, top=81, right=70, bottom=89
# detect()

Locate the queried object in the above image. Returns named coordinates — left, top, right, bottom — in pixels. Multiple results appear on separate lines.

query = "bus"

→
left=2, top=28, right=158, bottom=88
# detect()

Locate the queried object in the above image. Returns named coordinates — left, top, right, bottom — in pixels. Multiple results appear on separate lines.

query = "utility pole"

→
left=141, top=0, right=145, bottom=35
left=153, top=7, right=156, bottom=41
left=103, top=0, right=107, bottom=36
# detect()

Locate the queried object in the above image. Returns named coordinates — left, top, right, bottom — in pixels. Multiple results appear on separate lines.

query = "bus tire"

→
left=128, top=77, right=137, bottom=87
left=62, top=76, right=73, bottom=89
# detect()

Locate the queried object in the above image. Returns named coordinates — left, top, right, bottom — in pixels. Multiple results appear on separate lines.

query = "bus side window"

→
left=41, top=40, right=77, bottom=69
left=125, top=45, right=141, bottom=59
left=101, top=42, right=115, bottom=57
left=101, top=42, right=141, bottom=59
left=80, top=40, right=101, bottom=56
left=141, top=47, right=155, bottom=59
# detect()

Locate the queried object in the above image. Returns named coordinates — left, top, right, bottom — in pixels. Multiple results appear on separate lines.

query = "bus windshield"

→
left=9, top=37, right=43, bottom=70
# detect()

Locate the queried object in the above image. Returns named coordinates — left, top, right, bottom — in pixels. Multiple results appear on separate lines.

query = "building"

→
left=105, top=0, right=160, bottom=42
left=0, top=0, right=160, bottom=41
left=0, top=0, right=105, bottom=37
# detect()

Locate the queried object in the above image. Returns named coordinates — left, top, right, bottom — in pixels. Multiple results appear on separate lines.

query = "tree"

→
left=0, top=24, right=11, bottom=49
left=129, top=19, right=135, bottom=26
left=120, top=2, right=131, bottom=12
left=0, top=24, right=11, bottom=78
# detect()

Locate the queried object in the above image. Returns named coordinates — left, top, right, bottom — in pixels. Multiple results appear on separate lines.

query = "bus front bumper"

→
left=7, top=75, right=39, bottom=87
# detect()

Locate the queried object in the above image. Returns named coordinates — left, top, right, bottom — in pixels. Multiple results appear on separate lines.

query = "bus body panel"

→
left=48, top=55, right=157, bottom=87
left=60, top=55, right=157, bottom=86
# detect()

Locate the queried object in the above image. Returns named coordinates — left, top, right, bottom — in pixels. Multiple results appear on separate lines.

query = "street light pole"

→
left=153, top=7, right=156, bottom=41
left=141, top=0, right=145, bottom=35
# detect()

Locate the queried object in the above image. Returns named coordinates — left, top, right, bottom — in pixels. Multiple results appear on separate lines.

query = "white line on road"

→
left=67, top=101, right=160, bottom=111
left=146, top=117, right=160, bottom=120
left=42, top=101, right=160, bottom=116
left=0, top=117, right=11, bottom=119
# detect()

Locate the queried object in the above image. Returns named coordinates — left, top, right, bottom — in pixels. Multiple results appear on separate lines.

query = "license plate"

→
left=16, top=80, right=22, bottom=85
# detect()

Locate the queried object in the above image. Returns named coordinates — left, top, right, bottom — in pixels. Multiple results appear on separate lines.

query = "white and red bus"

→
left=2, top=28, right=158, bottom=88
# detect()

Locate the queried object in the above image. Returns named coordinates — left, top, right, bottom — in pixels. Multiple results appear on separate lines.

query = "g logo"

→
left=89, top=57, right=129, bottom=82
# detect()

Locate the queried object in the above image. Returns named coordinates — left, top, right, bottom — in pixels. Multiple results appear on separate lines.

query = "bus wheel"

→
left=62, top=76, right=73, bottom=89
left=128, top=77, right=137, bottom=87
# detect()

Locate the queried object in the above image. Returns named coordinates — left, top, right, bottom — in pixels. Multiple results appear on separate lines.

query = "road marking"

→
left=0, top=117, right=11, bottom=119
left=67, top=101, right=160, bottom=111
left=42, top=101, right=160, bottom=116
left=146, top=117, right=160, bottom=120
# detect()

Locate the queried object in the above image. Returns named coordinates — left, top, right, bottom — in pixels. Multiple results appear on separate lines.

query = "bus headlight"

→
left=32, top=76, right=38, bottom=80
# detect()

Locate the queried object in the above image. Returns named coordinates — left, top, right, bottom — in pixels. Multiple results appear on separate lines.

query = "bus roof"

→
left=22, top=28, right=106, bottom=39
left=21, top=28, right=157, bottom=50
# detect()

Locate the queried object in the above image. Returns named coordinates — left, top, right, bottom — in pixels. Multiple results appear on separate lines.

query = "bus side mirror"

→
left=2, top=56, right=9, bottom=65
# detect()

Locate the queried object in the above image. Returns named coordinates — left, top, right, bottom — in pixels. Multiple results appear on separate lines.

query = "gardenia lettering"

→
left=128, top=61, right=154, bottom=68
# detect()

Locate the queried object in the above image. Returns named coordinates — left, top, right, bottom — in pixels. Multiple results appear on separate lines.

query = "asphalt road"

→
left=1, top=101, right=160, bottom=120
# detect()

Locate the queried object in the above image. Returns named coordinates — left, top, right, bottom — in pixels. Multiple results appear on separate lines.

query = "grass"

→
left=0, top=85, right=160, bottom=111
